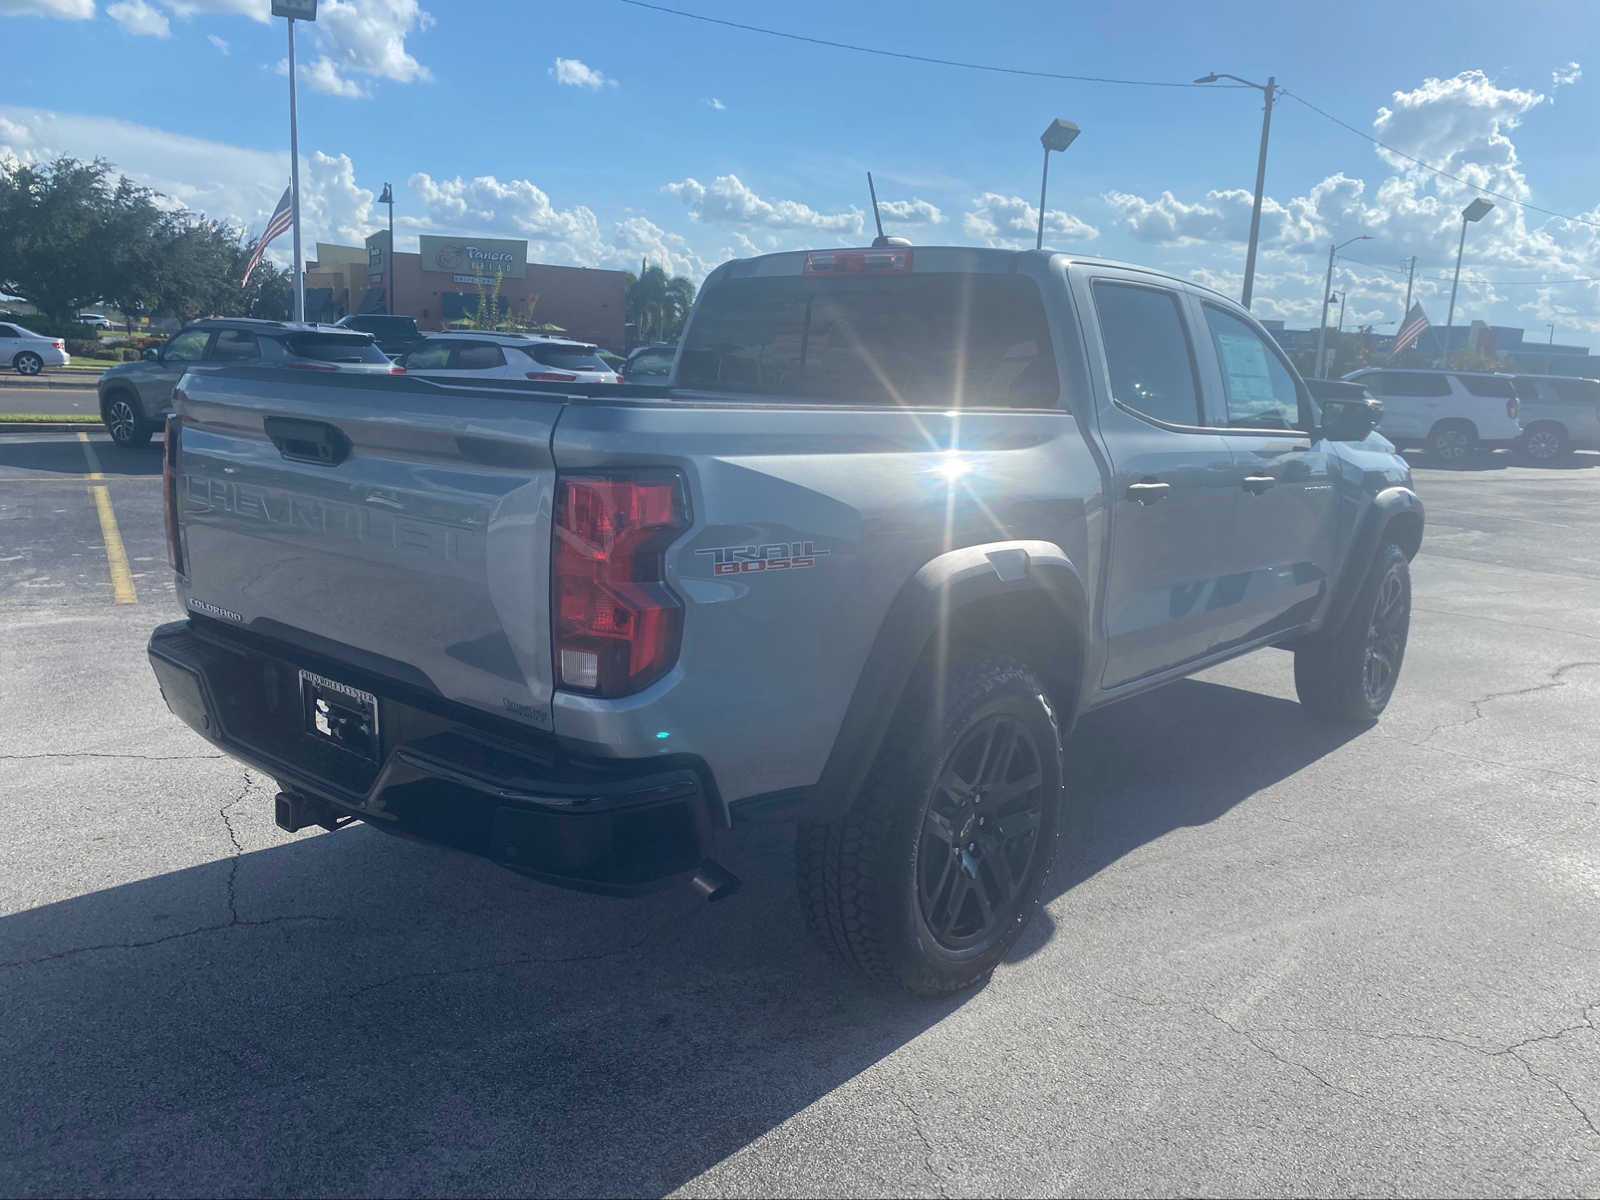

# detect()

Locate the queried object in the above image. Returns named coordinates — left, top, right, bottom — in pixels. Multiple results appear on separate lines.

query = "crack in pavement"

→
left=1418, top=660, right=1600, bottom=747
left=1374, top=730, right=1600, bottom=793
left=1105, top=989, right=1365, bottom=1100
left=1253, top=1004, right=1600, bottom=1141
left=885, top=1088, right=951, bottom=1199
left=1, top=769, right=335, bottom=971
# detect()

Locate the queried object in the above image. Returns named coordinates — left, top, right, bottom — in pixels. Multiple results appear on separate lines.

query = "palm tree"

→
left=627, top=264, right=696, bottom=345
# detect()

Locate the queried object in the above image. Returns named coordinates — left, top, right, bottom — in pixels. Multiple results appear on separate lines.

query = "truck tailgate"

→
left=174, top=369, right=563, bottom=731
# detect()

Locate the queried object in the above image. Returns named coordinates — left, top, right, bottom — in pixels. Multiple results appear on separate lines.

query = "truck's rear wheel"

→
left=1294, top=542, right=1411, bottom=723
left=797, top=655, right=1063, bottom=995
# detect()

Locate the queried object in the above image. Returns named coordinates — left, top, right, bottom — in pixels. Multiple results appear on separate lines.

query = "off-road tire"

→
left=797, top=655, right=1064, bottom=995
left=1294, top=541, right=1412, bottom=723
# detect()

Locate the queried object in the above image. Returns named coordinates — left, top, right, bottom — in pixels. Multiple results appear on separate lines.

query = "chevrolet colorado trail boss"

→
left=148, top=246, right=1422, bottom=994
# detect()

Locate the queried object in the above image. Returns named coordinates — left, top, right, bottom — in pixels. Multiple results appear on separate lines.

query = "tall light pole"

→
left=1443, top=197, right=1494, bottom=364
left=1196, top=71, right=1276, bottom=309
left=1036, top=119, right=1080, bottom=251
left=1315, top=235, right=1370, bottom=377
left=272, top=0, right=317, bottom=324
left=378, top=182, right=395, bottom=314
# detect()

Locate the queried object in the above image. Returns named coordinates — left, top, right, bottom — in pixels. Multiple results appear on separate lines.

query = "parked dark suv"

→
left=96, top=318, right=396, bottom=447
left=334, top=313, right=425, bottom=359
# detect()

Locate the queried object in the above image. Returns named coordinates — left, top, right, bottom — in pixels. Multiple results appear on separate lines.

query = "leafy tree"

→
left=0, top=156, right=168, bottom=329
left=626, top=264, right=696, bottom=344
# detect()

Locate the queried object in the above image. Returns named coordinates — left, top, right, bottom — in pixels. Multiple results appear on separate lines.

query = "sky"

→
left=2, top=0, right=1599, bottom=342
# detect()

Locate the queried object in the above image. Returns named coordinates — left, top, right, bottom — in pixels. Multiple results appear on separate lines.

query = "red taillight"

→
left=54, top=340, right=65, bottom=350
left=163, top=413, right=183, bottom=575
left=804, top=248, right=913, bottom=276
left=389, top=366, right=406, bottom=374
left=553, top=473, right=688, bottom=697
left=1507, top=396, right=1519, bottom=419
left=528, top=371, right=578, bottom=382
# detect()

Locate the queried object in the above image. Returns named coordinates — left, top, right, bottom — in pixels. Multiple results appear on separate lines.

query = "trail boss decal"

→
left=696, top=541, right=830, bottom=576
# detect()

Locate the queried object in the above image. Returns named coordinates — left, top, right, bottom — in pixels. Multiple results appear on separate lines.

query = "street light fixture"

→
left=1443, top=198, right=1494, bottom=362
left=1314, top=234, right=1370, bottom=377
left=1036, top=118, right=1080, bottom=251
left=1196, top=70, right=1277, bottom=309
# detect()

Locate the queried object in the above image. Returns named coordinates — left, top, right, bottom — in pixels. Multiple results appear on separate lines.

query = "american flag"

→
left=1390, top=303, right=1431, bottom=357
left=241, top=186, right=293, bottom=288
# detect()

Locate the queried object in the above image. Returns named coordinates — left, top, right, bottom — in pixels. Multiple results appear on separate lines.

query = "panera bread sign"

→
left=418, top=235, right=528, bottom=280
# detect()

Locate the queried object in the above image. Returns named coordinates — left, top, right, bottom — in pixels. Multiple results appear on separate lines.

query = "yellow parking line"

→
left=89, top=484, right=138, bottom=605
left=76, top=431, right=104, bottom=480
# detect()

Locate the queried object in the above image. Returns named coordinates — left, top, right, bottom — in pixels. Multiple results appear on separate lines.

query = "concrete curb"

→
left=0, top=374, right=101, bottom=390
left=0, top=421, right=101, bottom=434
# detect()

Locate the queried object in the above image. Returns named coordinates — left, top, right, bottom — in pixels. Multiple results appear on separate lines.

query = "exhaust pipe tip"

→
left=690, top=858, right=741, bottom=902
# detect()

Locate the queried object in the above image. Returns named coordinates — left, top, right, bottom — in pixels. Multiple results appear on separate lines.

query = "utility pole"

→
left=1401, top=256, right=1416, bottom=318
left=1194, top=72, right=1275, bottom=309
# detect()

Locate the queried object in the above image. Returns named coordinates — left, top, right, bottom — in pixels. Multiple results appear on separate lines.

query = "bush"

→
left=121, top=348, right=141, bottom=361
left=65, top=338, right=102, bottom=357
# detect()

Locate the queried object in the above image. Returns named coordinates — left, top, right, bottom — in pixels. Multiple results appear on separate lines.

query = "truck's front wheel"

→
left=797, top=655, right=1063, bottom=995
left=1294, top=541, right=1412, bottom=722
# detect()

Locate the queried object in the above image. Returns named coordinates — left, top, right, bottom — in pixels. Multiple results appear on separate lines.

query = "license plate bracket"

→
left=299, top=669, right=380, bottom=762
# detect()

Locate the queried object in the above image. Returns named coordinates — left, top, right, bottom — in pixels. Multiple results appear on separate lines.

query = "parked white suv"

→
left=0, top=322, right=71, bottom=375
left=1343, top=368, right=1521, bottom=463
left=401, top=332, right=620, bottom=384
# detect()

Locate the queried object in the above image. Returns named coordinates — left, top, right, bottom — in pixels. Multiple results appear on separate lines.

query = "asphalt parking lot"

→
left=2, top=431, right=1597, bottom=1197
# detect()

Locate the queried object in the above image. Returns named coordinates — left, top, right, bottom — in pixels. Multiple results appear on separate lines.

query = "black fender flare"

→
left=1322, top=486, right=1424, bottom=636
left=806, top=540, right=1089, bottom=821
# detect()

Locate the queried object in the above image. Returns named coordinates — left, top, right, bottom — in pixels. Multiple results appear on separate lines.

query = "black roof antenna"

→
left=867, top=172, right=912, bottom=249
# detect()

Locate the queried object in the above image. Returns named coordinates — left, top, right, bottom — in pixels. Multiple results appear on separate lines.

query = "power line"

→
left=1281, top=88, right=1600, bottom=232
left=616, top=0, right=1247, bottom=89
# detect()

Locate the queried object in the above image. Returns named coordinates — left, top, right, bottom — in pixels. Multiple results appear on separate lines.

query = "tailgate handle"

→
left=264, top=417, right=351, bottom=466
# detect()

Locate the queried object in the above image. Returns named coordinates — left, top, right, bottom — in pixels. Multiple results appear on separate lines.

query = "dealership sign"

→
left=418, top=235, right=528, bottom=279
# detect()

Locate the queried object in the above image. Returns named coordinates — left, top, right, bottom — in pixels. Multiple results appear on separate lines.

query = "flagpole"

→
left=287, top=16, right=305, bottom=324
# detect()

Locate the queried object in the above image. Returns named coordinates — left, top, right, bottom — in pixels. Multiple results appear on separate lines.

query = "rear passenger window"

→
left=1457, top=375, right=1516, bottom=398
left=1092, top=282, right=1200, bottom=427
left=1203, top=305, right=1303, bottom=429
left=1553, top=378, right=1600, bottom=405
left=405, top=342, right=450, bottom=370
left=209, top=329, right=259, bottom=362
left=452, top=343, right=505, bottom=370
left=1374, top=372, right=1450, bottom=397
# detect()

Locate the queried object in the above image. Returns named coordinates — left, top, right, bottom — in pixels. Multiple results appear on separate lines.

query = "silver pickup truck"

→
left=148, top=245, right=1422, bottom=994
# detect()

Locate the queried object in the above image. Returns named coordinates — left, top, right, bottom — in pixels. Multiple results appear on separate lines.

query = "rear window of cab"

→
left=677, top=272, right=1060, bottom=409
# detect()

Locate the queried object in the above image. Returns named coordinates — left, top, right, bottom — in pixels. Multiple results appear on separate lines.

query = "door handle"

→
left=1126, top=481, right=1171, bottom=505
left=1242, top=475, right=1277, bottom=494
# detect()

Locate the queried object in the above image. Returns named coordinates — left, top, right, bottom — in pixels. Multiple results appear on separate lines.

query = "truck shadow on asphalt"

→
left=3, top=678, right=1359, bottom=1196
left=0, top=435, right=161, bottom=477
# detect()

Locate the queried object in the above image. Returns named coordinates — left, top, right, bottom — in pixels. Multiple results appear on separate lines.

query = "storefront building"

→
left=306, top=233, right=629, bottom=349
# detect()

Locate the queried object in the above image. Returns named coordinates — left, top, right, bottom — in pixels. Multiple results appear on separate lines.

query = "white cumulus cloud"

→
left=664, top=173, right=862, bottom=235
left=0, top=0, right=93, bottom=17
left=206, top=32, right=227, bottom=53
left=705, top=97, right=725, bottom=111
left=876, top=198, right=945, bottom=225
left=1552, top=61, right=1582, bottom=89
left=551, top=58, right=614, bottom=89
left=106, top=0, right=167, bottom=35
left=962, top=193, right=1098, bottom=247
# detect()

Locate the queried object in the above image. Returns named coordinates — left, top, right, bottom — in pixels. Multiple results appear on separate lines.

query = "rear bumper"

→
left=147, top=619, right=718, bottom=895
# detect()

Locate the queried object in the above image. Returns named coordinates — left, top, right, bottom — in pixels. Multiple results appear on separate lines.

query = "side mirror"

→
left=1320, top=396, right=1383, bottom=441
left=142, top=346, right=160, bottom=362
